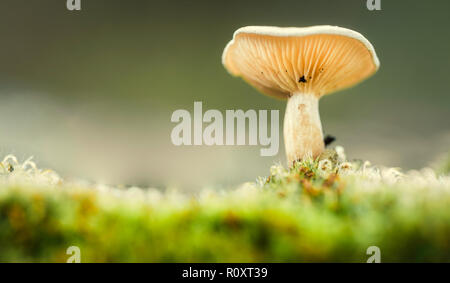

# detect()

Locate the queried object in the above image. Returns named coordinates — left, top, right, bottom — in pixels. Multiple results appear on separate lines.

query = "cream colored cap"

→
left=222, top=25, right=379, bottom=99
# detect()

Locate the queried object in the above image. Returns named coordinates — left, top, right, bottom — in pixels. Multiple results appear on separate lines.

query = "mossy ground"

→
left=0, top=148, right=449, bottom=262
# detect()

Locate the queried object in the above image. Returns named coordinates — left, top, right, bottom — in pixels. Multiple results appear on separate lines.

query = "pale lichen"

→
left=0, top=155, right=61, bottom=186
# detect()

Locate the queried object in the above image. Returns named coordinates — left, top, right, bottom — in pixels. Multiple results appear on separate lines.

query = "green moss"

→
left=0, top=149, right=449, bottom=262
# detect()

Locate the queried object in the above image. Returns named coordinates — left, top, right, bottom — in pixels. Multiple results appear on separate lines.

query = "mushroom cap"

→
left=222, top=25, right=379, bottom=99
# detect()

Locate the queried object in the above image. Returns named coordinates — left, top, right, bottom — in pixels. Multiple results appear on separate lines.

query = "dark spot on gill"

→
left=298, top=75, right=307, bottom=83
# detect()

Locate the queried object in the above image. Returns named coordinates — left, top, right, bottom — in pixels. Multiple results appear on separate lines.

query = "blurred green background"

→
left=0, top=0, right=449, bottom=190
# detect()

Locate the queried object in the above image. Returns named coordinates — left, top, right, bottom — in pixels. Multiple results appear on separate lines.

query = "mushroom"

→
left=222, top=25, right=379, bottom=165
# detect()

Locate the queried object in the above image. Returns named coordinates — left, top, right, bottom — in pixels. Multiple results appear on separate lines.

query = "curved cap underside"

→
left=223, top=26, right=379, bottom=99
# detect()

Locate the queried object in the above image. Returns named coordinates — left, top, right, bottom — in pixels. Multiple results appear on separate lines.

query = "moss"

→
left=0, top=148, right=449, bottom=262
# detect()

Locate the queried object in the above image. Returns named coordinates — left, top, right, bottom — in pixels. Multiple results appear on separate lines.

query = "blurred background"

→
left=0, top=0, right=449, bottom=190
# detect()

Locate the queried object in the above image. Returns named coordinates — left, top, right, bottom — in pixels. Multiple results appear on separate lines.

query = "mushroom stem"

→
left=284, top=92, right=324, bottom=165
